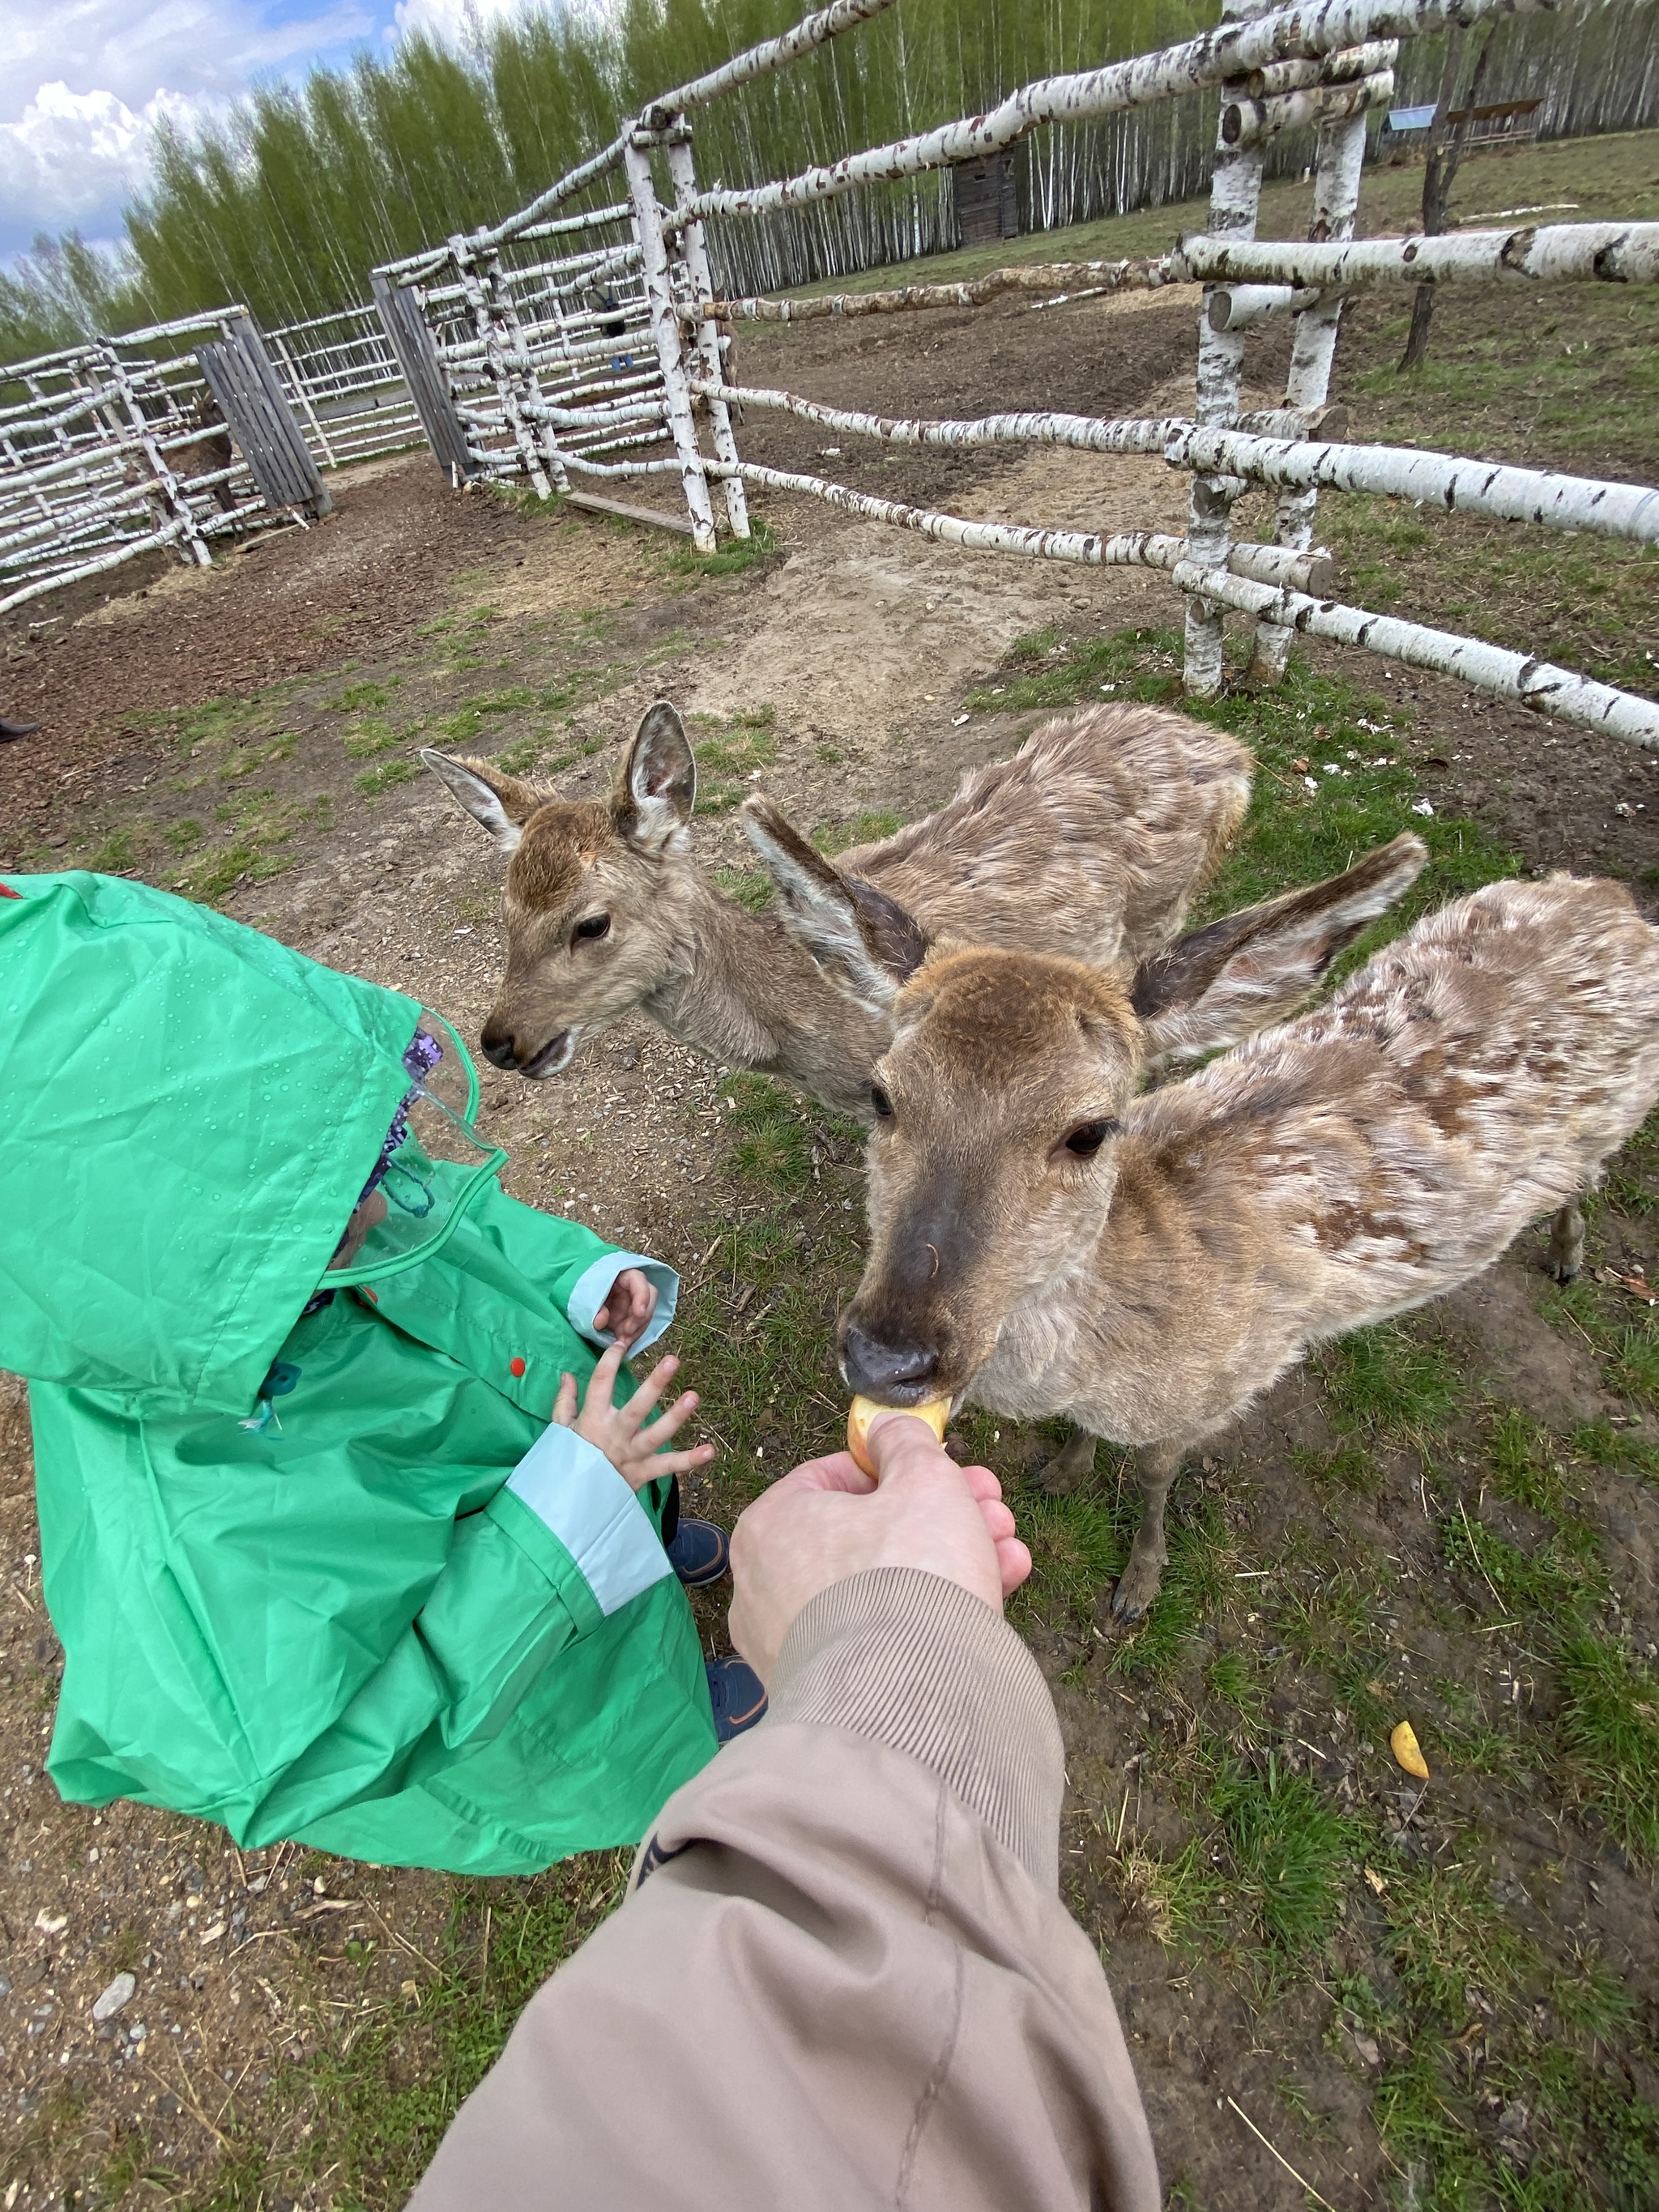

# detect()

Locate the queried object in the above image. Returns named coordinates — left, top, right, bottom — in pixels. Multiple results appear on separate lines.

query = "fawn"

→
left=825, top=869, right=1659, bottom=1622
left=421, top=697, right=1252, bottom=1118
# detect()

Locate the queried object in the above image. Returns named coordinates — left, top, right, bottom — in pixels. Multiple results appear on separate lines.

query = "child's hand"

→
left=593, top=1267, right=656, bottom=1349
left=552, top=1343, right=714, bottom=1494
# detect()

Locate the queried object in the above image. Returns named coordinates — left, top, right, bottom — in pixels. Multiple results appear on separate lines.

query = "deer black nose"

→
left=842, top=1323, right=940, bottom=1402
left=480, top=1033, right=519, bottom=1071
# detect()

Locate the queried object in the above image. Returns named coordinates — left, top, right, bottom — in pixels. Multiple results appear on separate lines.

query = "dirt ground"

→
left=2, top=133, right=1657, bottom=2212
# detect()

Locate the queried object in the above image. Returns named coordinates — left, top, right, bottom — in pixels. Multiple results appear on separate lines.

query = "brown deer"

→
left=824, top=868, right=1659, bottom=1622
left=421, top=697, right=1254, bottom=1118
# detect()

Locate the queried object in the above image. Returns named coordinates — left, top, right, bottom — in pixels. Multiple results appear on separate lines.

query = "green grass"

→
left=814, top=808, right=903, bottom=856
left=343, top=718, right=408, bottom=758
left=356, top=759, right=422, bottom=799
left=1321, top=1322, right=1462, bottom=1447
left=714, top=864, right=774, bottom=914
left=667, top=517, right=778, bottom=578
left=1557, top=1630, right=1659, bottom=1869
left=1208, top=1754, right=1353, bottom=1962
left=325, top=680, right=395, bottom=714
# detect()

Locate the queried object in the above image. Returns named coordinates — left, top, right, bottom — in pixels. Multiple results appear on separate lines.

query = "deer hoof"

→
left=1038, top=1433, right=1098, bottom=1496
left=1550, top=1260, right=1580, bottom=1285
left=1103, top=1555, right=1164, bottom=1626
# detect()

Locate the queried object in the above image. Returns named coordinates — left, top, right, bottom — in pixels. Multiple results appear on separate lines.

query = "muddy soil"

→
left=1, top=202, right=1657, bottom=2212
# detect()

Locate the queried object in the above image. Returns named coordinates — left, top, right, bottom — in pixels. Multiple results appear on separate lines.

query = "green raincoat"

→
left=0, top=872, right=717, bottom=1875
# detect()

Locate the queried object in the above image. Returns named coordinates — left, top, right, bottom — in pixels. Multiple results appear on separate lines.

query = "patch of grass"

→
left=1206, top=1648, right=1269, bottom=1737
left=356, top=759, right=421, bottom=799
left=1557, top=1628, right=1659, bottom=1869
left=1441, top=1502, right=1601, bottom=1624
left=814, top=808, right=903, bottom=856
left=1486, top=1404, right=1580, bottom=1523
left=471, top=688, right=539, bottom=715
left=1320, top=1321, right=1461, bottom=1447
left=667, top=516, right=778, bottom=578
left=1208, top=1754, right=1353, bottom=1962
left=324, top=680, right=394, bottom=713
left=714, top=865, right=774, bottom=915
left=164, top=818, right=205, bottom=852
left=343, top=718, right=406, bottom=758
left=87, top=829, right=141, bottom=872
left=693, top=707, right=778, bottom=781
left=722, top=1074, right=813, bottom=1194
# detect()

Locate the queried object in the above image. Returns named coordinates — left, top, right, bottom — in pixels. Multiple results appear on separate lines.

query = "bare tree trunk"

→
left=1400, top=27, right=1493, bottom=371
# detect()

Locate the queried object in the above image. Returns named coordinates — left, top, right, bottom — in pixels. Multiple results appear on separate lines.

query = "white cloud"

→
left=0, top=82, right=221, bottom=232
left=387, top=0, right=523, bottom=49
left=0, top=0, right=376, bottom=247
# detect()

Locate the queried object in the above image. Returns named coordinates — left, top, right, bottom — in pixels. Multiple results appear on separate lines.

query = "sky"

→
left=0, top=0, right=527, bottom=262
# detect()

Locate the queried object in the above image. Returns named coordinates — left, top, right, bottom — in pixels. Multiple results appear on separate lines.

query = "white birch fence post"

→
left=665, top=129, right=751, bottom=540
left=625, top=135, right=719, bottom=552
left=452, top=238, right=557, bottom=499
left=1250, top=103, right=1370, bottom=680
left=1183, top=0, right=1269, bottom=700
left=101, top=345, right=213, bottom=568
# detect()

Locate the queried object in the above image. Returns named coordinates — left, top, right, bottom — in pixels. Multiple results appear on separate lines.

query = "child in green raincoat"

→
left=0, top=870, right=761, bottom=1877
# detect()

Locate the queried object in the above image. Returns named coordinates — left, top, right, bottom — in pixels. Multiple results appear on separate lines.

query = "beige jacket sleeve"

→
left=407, top=1567, right=1160, bottom=2212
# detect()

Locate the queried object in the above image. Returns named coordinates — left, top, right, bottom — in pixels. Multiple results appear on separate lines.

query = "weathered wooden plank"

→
left=563, top=490, right=696, bottom=535
left=369, top=271, right=478, bottom=480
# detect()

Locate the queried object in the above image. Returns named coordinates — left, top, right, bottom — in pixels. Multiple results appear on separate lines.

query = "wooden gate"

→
left=369, top=272, right=480, bottom=482
left=196, top=318, right=333, bottom=517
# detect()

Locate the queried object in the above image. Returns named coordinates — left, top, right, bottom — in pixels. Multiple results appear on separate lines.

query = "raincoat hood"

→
left=0, top=872, right=494, bottom=1413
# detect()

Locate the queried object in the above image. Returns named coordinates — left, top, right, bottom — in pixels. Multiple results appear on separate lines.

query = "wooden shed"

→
left=952, top=151, right=1019, bottom=246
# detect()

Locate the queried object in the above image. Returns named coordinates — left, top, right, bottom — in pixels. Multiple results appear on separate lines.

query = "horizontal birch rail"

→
left=1165, top=563, right=1659, bottom=750
left=671, top=0, right=1566, bottom=227
left=1183, top=221, right=1659, bottom=289
left=1165, top=425, right=1659, bottom=543
left=693, top=379, right=1344, bottom=456
left=641, top=0, right=901, bottom=126
left=1243, top=37, right=1397, bottom=93
left=700, top=256, right=1183, bottom=323
left=1221, top=66, right=1393, bottom=146
left=701, top=457, right=1329, bottom=585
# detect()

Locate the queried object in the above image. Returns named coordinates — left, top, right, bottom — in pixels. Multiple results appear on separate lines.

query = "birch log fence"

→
left=1, top=297, right=426, bottom=616
left=373, top=0, right=1659, bottom=749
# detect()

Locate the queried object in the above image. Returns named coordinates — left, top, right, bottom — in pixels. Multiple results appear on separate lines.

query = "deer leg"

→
left=1106, top=1438, right=1189, bottom=1626
left=1038, top=1426, right=1098, bottom=1495
left=1548, top=1200, right=1586, bottom=1284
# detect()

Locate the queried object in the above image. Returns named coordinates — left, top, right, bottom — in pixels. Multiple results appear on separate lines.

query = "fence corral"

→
left=1, top=295, right=433, bottom=618
left=375, top=0, right=1659, bottom=752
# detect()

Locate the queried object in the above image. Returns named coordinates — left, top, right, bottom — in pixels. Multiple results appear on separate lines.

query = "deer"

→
left=810, top=867, right=1659, bottom=1624
left=421, top=696, right=1256, bottom=1119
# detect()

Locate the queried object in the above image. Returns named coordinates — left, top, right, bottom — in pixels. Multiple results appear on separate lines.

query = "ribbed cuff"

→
left=770, top=1568, right=1064, bottom=1890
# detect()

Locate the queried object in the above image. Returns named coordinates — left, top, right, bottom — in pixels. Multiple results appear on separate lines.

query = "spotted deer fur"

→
left=421, top=697, right=1253, bottom=1117
left=832, top=872, right=1659, bottom=1622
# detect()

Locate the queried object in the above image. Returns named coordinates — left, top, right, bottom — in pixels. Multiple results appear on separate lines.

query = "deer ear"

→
left=421, top=749, right=544, bottom=855
left=741, top=795, right=928, bottom=1016
left=617, top=701, right=696, bottom=855
left=1134, top=833, right=1427, bottom=1068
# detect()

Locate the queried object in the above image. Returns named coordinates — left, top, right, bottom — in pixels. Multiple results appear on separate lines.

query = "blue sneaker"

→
left=667, top=1516, right=730, bottom=1588
left=706, top=1656, right=767, bottom=1742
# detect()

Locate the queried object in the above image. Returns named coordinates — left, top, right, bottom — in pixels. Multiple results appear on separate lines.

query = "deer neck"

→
left=642, top=867, right=889, bottom=1115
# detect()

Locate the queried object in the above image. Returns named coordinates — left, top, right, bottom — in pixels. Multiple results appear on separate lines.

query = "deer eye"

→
left=869, top=1085, right=893, bottom=1120
left=573, top=914, right=611, bottom=944
left=1064, top=1119, right=1119, bottom=1157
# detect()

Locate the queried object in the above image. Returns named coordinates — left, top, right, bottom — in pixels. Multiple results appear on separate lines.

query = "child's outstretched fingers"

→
left=578, top=1341, right=627, bottom=1419
left=616, top=1353, right=681, bottom=1435
left=551, top=1372, right=580, bottom=1428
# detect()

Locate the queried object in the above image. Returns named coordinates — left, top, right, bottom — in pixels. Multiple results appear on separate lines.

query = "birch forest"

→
left=2, top=0, right=1656, bottom=355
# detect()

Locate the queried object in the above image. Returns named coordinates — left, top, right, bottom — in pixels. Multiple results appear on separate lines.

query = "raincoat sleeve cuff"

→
left=505, top=1423, right=672, bottom=1617
left=564, top=1252, right=680, bottom=1354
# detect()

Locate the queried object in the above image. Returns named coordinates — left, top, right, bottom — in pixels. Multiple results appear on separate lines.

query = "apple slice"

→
left=847, top=1393, right=950, bottom=1477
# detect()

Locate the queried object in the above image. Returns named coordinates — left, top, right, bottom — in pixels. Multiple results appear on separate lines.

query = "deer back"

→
left=824, top=702, right=1252, bottom=971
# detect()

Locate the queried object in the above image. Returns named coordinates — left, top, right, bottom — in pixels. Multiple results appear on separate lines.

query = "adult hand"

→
left=594, top=1267, right=657, bottom=1349
left=728, top=1413, right=1032, bottom=1685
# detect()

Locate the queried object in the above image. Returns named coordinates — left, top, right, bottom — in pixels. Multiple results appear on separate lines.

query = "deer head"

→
left=422, top=701, right=697, bottom=1076
left=830, top=836, right=1427, bottom=1404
